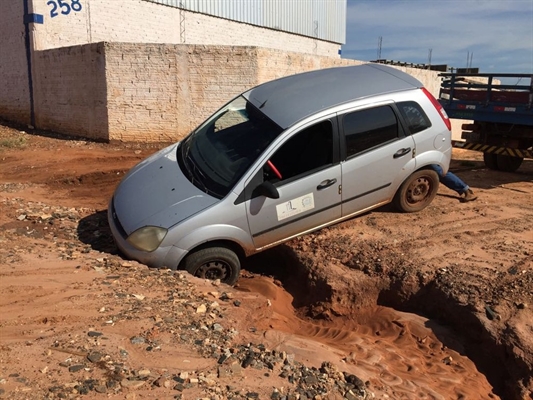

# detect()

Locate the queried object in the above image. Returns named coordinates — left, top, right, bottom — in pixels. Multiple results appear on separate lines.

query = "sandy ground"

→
left=0, top=122, right=532, bottom=400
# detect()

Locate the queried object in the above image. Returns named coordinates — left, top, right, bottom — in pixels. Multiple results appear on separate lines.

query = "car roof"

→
left=243, top=63, right=423, bottom=129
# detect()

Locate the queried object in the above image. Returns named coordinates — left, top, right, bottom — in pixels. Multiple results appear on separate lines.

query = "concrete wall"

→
left=26, top=42, right=452, bottom=142
left=106, top=44, right=365, bottom=141
left=105, top=44, right=261, bottom=142
left=32, top=42, right=108, bottom=140
left=0, top=1, right=31, bottom=124
left=256, top=47, right=364, bottom=83
left=105, top=44, right=361, bottom=142
left=105, top=44, right=448, bottom=142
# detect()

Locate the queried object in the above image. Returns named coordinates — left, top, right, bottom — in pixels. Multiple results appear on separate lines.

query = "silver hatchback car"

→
left=108, top=64, right=452, bottom=285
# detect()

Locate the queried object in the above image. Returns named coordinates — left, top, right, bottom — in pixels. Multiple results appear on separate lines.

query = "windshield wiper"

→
left=186, top=153, right=212, bottom=194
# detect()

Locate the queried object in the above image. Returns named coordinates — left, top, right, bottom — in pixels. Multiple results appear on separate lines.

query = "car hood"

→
left=112, top=143, right=218, bottom=235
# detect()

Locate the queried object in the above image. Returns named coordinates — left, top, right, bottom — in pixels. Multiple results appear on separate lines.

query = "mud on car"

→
left=109, top=64, right=452, bottom=285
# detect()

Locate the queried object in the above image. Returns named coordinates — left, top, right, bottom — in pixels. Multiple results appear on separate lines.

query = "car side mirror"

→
left=254, top=181, right=280, bottom=199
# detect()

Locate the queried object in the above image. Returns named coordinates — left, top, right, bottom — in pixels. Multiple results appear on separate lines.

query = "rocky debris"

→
left=35, top=343, right=373, bottom=400
left=0, top=199, right=375, bottom=399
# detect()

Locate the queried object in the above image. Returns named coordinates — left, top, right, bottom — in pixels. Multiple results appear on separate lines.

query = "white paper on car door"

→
left=276, top=193, right=315, bottom=221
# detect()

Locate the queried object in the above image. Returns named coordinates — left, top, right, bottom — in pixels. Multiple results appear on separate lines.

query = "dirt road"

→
left=1, top=122, right=532, bottom=399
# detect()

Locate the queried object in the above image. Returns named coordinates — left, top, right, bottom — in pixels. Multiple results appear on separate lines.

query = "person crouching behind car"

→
left=430, top=165, right=477, bottom=202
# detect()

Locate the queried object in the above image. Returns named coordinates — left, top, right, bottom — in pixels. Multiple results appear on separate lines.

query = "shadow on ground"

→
left=77, top=210, right=119, bottom=255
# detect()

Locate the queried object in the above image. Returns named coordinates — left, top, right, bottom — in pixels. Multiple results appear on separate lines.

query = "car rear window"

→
left=343, top=105, right=399, bottom=158
left=397, top=101, right=432, bottom=134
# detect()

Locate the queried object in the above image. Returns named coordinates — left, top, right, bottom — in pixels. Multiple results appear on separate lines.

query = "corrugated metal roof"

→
left=143, top=0, right=346, bottom=44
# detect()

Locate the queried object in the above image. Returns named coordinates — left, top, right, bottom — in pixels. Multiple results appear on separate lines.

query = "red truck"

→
left=439, top=72, right=533, bottom=172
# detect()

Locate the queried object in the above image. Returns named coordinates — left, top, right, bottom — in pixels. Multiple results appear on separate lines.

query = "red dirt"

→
left=0, top=122, right=532, bottom=399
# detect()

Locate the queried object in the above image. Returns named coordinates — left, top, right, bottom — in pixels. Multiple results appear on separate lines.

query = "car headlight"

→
left=127, top=226, right=168, bottom=252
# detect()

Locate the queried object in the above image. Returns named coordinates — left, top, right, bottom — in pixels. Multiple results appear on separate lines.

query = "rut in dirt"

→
left=77, top=209, right=531, bottom=400
left=242, top=239, right=529, bottom=400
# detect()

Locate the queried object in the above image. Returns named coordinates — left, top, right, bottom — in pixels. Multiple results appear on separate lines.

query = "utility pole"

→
left=466, top=51, right=474, bottom=72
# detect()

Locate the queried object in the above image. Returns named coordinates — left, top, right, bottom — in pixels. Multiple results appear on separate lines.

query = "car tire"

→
left=393, top=169, right=439, bottom=213
left=483, top=152, right=499, bottom=170
left=496, top=154, right=523, bottom=172
left=183, top=246, right=241, bottom=285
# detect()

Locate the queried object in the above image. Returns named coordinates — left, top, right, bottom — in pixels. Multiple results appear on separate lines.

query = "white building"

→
left=1, top=1, right=446, bottom=142
left=0, top=0, right=347, bottom=136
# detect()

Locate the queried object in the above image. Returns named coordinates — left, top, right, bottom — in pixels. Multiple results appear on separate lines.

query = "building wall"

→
left=34, top=42, right=443, bottom=142
left=32, top=42, right=108, bottom=140
left=143, top=0, right=347, bottom=44
left=256, top=47, right=365, bottom=83
left=2, top=1, right=459, bottom=141
left=0, top=1, right=31, bottom=124
left=105, top=44, right=364, bottom=142
left=1, top=0, right=340, bottom=132
left=105, top=44, right=261, bottom=142
left=30, top=0, right=340, bottom=57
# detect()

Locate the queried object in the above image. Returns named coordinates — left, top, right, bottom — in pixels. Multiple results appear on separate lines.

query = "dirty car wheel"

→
left=183, top=247, right=240, bottom=285
left=393, top=169, right=439, bottom=213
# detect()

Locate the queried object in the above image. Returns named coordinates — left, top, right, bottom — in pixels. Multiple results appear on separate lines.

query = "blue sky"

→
left=341, top=0, right=533, bottom=75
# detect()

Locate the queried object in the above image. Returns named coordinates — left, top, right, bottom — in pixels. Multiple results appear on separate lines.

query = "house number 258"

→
left=47, top=0, right=83, bottom=18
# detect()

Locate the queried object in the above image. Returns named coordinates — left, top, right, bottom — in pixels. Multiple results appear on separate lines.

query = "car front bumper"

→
left=107, top=198, right=187, bottom=269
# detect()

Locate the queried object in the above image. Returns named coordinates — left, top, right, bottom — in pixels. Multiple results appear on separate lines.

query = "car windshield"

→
left=179, top=95, right=283, bottom=198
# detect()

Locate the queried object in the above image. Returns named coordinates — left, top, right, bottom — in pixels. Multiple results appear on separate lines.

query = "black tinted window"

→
left=265, top=120, right=333, bottom=184
left=343, top=106, right=399, bottom=158
left=397, top=101, right=432, bottom=134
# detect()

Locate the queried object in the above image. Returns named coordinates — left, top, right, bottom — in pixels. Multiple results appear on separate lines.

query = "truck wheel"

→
left=393, top=169, right=439, bottom=213
left=183, top=246, right=241, bottom=285
left=496, top=155, right=523, bottom=172
left=483, top=152, right=499, bottom=170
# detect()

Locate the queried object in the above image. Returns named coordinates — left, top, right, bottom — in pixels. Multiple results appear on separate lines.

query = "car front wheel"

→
left=393, top=169, right=439, bottom=213
left=182, top=246, right=241, bottom=285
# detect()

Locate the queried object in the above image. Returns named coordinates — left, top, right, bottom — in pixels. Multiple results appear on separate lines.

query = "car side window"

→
left=264, top=120, right=333, bottom=184
left=397, top=101, right=432, bottom=134
left=342, top=105, right=399, bottom=158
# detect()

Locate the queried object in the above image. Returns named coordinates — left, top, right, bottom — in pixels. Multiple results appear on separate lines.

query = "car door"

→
left=339, top=103, right=416, bottom=217
left=244, top=118, right=342, bottom=249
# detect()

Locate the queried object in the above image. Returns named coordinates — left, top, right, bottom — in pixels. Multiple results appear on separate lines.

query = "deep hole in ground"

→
left=242, top=236, right=529, bottom=400
left=77, top=211, right=531, bottom=399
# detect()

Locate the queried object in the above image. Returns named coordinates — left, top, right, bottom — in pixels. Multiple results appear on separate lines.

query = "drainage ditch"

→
left=242, top=236, right=532, bottom=400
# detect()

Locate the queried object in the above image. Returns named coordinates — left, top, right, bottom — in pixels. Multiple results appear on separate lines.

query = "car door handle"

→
left=317, top=178, right=337, bottom=190
left=393, top=147, right=411, bottom=158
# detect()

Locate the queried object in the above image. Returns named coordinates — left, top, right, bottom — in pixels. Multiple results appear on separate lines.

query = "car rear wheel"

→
left=183, top=246, right=241, bottom=285
left=393, top=169, right=439, bottom=213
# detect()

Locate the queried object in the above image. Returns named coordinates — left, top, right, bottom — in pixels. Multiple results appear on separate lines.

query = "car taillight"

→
left=421, top=87, right=452, bottom=131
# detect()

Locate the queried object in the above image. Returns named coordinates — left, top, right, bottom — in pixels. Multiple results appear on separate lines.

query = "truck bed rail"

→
left=439, top=73, right=533, bottom=126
